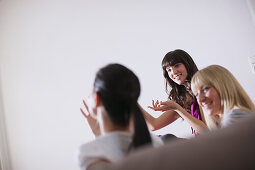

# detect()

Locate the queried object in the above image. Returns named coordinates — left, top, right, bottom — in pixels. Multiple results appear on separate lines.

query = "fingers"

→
left=80, top=108, right=88, bottom=118
left=160, top=100, right=170, bottom=105
left=83, top=99, right=90, bottom=112
left=148, top=106, right=155, bottom=110
left=152, top=100, right=156, bottom=107
left=148, top=105, right=166, bottom=111
left=152, top=100, right=160, bottom=108
left=81, top=99, right=90, bottom=118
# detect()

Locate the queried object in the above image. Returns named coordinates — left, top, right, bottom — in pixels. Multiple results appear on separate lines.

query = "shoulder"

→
left=222, top=109, right=251, bottom=127
left=78, top=132, right=132, bottom=169
left=225, top=109, right=250, bottom=118
left=150, top=133, right=164, bottom=147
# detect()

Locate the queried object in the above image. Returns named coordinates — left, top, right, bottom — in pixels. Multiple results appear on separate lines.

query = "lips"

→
left=174, top=74, right=182, bottom=80
left=201, top=101, right=213, bottom=109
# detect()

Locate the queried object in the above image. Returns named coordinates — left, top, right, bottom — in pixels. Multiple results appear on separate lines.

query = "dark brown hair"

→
left=162, top=49, right=198, bottom=108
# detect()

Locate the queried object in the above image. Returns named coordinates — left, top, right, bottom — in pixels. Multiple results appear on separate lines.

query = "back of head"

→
left=191, top=65, right=255, bottom=115
left=94, top=63, right=151, bottom=148
left=161, top=49, right=198, bottom=106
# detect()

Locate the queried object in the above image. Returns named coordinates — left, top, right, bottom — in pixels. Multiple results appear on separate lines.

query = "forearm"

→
left=150, top=110, right=179, bottom=131
left=140, top=105, right=179, bottom=131
left=139, top=105, right=158, bottom=130
left=175, top=107, right=208, bottom=133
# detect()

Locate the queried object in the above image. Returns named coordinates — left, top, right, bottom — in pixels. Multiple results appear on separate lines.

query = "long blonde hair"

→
left=191, top=65, right=255, bottom=129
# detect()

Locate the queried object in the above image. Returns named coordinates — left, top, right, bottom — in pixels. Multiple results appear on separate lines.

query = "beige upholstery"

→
left=91, top=115, right=255, bottom=170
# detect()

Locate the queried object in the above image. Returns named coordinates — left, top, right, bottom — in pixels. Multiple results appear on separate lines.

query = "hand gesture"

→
left=148, top=100, right=179, bottom=112
left=80, top=99, right=101, bottom=137
left=147, top=100, right=162, bottom=111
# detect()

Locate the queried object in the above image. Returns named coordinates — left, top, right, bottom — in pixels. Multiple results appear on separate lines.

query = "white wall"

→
left=0, top=73, right=11, bottom=170
left=0, top=0, right=255, bottom=170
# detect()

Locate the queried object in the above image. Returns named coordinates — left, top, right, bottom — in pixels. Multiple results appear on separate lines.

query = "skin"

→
left=141, top=62, right=189, bottom=131
left=140, top=105, right=179, bottom=131
left=142, top=62, right=207, bottom=133
left=80, top=93, right=132, bottom=169
left=148, top=100, right=207, bottom=132
left=193, top=85, right=222, bottom=116
left=80, top=92, right=130, bottom=137
left=165, top=63, right=188, bottom=86
left=80, top=96, right=101, bottom=137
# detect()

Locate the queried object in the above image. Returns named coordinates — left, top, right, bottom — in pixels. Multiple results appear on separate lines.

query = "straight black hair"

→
left=94, top=63, right=152, bottom=148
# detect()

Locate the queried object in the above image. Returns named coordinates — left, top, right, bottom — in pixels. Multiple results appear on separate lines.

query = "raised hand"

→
left=148, top=100, right=161, bottom=111
left=148, top=100, right=179, bottom=112
left=80, top=99, right=101, bottom=137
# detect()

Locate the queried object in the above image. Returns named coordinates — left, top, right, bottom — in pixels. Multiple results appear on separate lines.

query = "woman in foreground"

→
left=79, top=63, right=162, bottom=170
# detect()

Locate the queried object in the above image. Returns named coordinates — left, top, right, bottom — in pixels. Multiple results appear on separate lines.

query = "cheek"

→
left=168, top=72, right=174, bottom=79
left=215, top=95, right=221, bottom=109
left=182, top=68, right=188, bottom=76
left=179, top=66, right=188, bottom=78
left=197, top=97, right=202, bottom=106
left=211, top=91, right=221, bottom=108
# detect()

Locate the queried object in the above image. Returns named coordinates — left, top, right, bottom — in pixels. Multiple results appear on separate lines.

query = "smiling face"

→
left=166, top=63, right=188, bottom=85
left=193, top=84, right=222, bottom=116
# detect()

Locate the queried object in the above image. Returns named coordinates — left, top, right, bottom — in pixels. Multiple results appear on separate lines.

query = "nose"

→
left=172, top=67, right=177, bottom=74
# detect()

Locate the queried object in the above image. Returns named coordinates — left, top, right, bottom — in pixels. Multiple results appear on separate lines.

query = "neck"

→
left=183, top=81, right=193, bottom=96
left=182, top=81, right=189, bottom=88
left=102, top=125, right=131, bottom=135
left=98, top=107, right=131, bottom=136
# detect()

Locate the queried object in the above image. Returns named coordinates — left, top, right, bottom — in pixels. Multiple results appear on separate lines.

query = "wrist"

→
left=174, top=104, right=183, bottom=112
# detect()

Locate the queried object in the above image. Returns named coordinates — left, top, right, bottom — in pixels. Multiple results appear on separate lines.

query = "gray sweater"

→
left=222, top=108, right=251, bottom=127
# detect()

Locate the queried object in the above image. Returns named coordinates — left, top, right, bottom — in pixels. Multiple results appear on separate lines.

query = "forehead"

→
left=165, top=63, right=183, bottom=69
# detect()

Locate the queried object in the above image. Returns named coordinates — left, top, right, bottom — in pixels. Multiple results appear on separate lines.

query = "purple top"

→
left=190, top=96, right=202, bottom=136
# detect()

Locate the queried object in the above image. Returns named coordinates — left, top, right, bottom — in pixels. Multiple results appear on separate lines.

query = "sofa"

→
left=91, top=115, right=255, bottom=170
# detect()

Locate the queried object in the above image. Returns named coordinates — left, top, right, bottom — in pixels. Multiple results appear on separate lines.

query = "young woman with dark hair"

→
left=79, top=63, right=162, bottom=170
left=141, top=49, right=208, bottom=138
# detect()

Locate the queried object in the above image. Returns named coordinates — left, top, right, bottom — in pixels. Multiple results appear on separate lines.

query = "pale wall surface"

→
left=0, top=0, right=255, bottom=170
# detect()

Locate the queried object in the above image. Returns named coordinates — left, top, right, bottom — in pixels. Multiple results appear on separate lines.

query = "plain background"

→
left=0, top=0, right=255, bottom=170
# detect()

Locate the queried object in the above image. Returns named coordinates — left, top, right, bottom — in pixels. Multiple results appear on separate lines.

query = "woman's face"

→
left=166, top=63, right=188, bottom=85
left=193, top=84, right=222, bottom=116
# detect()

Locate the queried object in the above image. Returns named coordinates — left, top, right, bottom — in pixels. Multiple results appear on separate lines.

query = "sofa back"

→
left=91, top=115, right=255, bottom=170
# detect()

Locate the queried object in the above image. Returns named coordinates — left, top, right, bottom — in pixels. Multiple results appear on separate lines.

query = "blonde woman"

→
left=191, top=65, right=255, bottom=129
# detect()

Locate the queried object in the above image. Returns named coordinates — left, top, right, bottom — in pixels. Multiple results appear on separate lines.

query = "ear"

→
left=90, top=92, right=101, bottom=117
left=94, top=92, right=101, bottom=107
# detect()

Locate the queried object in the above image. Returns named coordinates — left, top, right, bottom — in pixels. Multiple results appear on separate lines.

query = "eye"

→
left=202, top=86, right=210, bottom=92
left=166, top=67, right=172, bottom=72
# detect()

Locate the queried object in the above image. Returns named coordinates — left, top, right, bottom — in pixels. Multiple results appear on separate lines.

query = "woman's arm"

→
left=175, top=106, right=208, bottom=133
left=150, top=101, right=208, bottom=133
left=139, top=104, right=180, bottom=131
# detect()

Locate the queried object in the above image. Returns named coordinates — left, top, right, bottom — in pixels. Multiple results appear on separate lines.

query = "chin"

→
left=203, top=109, right=216, bottom=116
left=208, top=111, right=219, bottom=117
left=176, top=81, right=183, bottom=85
